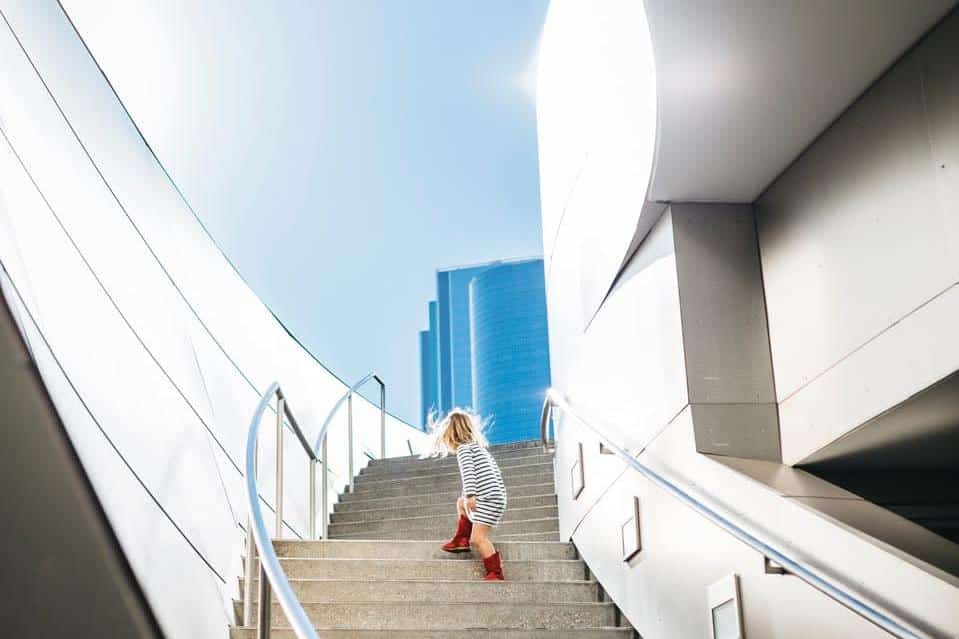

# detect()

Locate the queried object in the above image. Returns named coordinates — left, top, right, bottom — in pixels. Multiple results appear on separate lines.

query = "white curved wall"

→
left=0, top=2, right=427, bottom=637
left=536, top=0, right=657, bottom=328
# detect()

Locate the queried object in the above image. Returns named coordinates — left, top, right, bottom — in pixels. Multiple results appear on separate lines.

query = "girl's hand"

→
left=466, top=497, right=477, bottom=512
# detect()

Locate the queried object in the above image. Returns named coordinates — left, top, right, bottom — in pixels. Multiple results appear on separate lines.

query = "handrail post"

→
left=275, top=397, right=284, bottom=537
left=379, top=381, right=386, bottom=459
left=243, top=432, right=260, bottom=627
left=308, top=458, right=316, bottom=539
left=347, top=392, right=355, bottom=493
left=539, top=396, right=555, bottom=454
left=320, top=433, right=329, bottom=539
left=257, top=562, right=272, bottom=639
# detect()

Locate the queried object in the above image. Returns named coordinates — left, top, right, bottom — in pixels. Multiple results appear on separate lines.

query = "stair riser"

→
left=329, top=517, right=559, bottom=539
left=271, top=540, right=576, bottom=561
left=329, top=506, right=558, bottom=532
left=265, top=559, right=586, bottom=581
left=333, top=494, right=557, bottom=520
left=328, top=527, right=561, bottom=541
left=243, top=580, right=599, bottom=603
left=378, top=441, right=542, bottom=464
left=362, top=453, right=551, bottom=476
left=231, top=629, right=631, bottom=639
left=338, top=483, right=553, bottom=505
left=351, top=472, right=553, bottom=495
left=355, top=463, right=554, bottom=487
left=270, top=602, right=616, bottom=629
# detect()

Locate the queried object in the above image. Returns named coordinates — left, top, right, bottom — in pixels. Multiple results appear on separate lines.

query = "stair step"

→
left=378, top=441, right=542, bottom=465
left=329, top=506, right=558, bottom=533
left=351, top=471, right=553, bottom=495
left=337, top=483, right=555, bottom=506
left=272, top=540, right=576, bottom=561
left=362, top=451, right=551, bottom=475
left=327, top=529, right=561, bottom=542
left=261, top=601, right=617, bottom=629
left=333, top=494, right=557, bottom=521
left=495, top=531, right=562, bottom=542
left=242, top=578, right=600, bottom=603
left=231, top=627, right=632, bottom=638
left=355, top=462, right=553, bottom=487
left=262, top=558, right=586, bottom=581
left=329, top=517, right=559, bottom=540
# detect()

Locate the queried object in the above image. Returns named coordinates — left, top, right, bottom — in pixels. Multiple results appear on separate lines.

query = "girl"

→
left=433, top=409, right=507, bottom=580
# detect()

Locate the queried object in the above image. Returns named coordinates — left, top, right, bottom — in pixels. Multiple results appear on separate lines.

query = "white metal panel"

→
left=563, top=410, right=895, bottom=639
left=779, top=282, right=959, bottom=465
left=537, top=0, right=657, bottom=324
left=4, top=277, right=233, bottom=639
left=566, top=211, right=688, bottom=452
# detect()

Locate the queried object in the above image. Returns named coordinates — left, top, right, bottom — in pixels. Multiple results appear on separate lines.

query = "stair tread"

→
left=230, top=627, right=632, bottom=638
left=338, top=484, right=556, bottom=506
left=330, top=505, right=557, bottom=527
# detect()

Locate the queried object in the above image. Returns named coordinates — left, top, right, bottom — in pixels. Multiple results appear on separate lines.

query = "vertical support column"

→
left=347, top=393, right=355, bottom=492
left=257, top=563, right=272, bottom=639
left=243, top=422, right=260, bottom=627
left=275, top=398, right=285, bottom=537
left=320, top=434, right=329, bottom=539
left=308, top=458, right=316, bottom=539
left=379, top=382, right=387, bottom=459
left=671, top=204, right=781, bottom=461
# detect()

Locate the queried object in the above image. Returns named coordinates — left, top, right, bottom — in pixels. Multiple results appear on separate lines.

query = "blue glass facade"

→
left=418, top=330, right=436, bottom=426
left=445, top=265, right=489, bottom=409
left=419, top=258, right=551, bottom=442
left=469, top=260, right=551, bottom=443
left=419, top=301, right=440, bottom=425
left=435, top=271, right=453, bottom=414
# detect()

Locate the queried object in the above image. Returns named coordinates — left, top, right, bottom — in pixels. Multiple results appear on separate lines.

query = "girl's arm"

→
left=456, top=446, right=478, bottom=497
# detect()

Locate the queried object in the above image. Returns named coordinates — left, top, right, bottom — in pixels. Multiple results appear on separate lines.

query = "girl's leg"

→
left=469, top=523, right=495, bottom=559
left=456, top=496, right=467, bottom=517
left=471, top=523, right=505, bottom=580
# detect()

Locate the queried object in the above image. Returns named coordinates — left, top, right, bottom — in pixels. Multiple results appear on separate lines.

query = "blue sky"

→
left=62, top=1, right=550, bottom=423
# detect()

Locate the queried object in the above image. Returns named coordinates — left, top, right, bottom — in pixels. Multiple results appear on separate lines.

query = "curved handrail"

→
left=245, top=382, right=319, bottom=639
left=540, top=390, right=934, bottom=639
left=243, top=374, right=391, bottom=638
left=313, top=371, right=383, bottom=454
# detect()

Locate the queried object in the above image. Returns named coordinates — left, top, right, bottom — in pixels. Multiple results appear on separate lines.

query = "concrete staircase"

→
left=232, top=440, right=633, bottom=637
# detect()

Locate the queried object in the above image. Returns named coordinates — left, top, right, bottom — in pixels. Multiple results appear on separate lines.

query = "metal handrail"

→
left=243, top=383, right=319, bottom=639
left=313, top=372, right=386, bottom=539
left=242, top=374, right=389, bottom=639
left=540, top=390, right=935, bottom=639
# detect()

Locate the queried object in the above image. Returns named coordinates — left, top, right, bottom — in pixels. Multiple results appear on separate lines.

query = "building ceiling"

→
left=645, top=0, right=957, bottom=203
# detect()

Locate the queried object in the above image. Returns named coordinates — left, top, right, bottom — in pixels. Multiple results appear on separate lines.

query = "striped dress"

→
left=456, top=441, right=508, bottom=527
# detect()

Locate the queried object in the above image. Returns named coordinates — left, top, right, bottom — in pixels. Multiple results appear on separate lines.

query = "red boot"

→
left=441, top=515, right=473, bottom=553
left=482, top=551, right=505, bottom=581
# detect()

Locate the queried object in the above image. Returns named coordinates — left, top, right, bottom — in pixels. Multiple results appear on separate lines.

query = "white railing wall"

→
left=0, top=2, right=428, bottom=637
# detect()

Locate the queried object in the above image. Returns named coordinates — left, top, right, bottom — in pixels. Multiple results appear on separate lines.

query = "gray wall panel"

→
left=757, top=10, right=959, bottom=462
left=672, top=204, right=776, bottom=405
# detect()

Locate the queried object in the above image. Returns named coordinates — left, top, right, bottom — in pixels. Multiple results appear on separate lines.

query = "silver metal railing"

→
left=540, top=390, right=935, bottom=639
left=313, top=372, right=386, bottom=538
left=243, top=373, right=388, bottom=639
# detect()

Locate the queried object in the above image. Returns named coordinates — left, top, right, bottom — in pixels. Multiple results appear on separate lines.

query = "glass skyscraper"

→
left=419, top=258, right=551, bottom=443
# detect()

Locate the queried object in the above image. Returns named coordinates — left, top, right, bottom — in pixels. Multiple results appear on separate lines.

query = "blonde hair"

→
left=423, top=408, right=489, bottom=457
